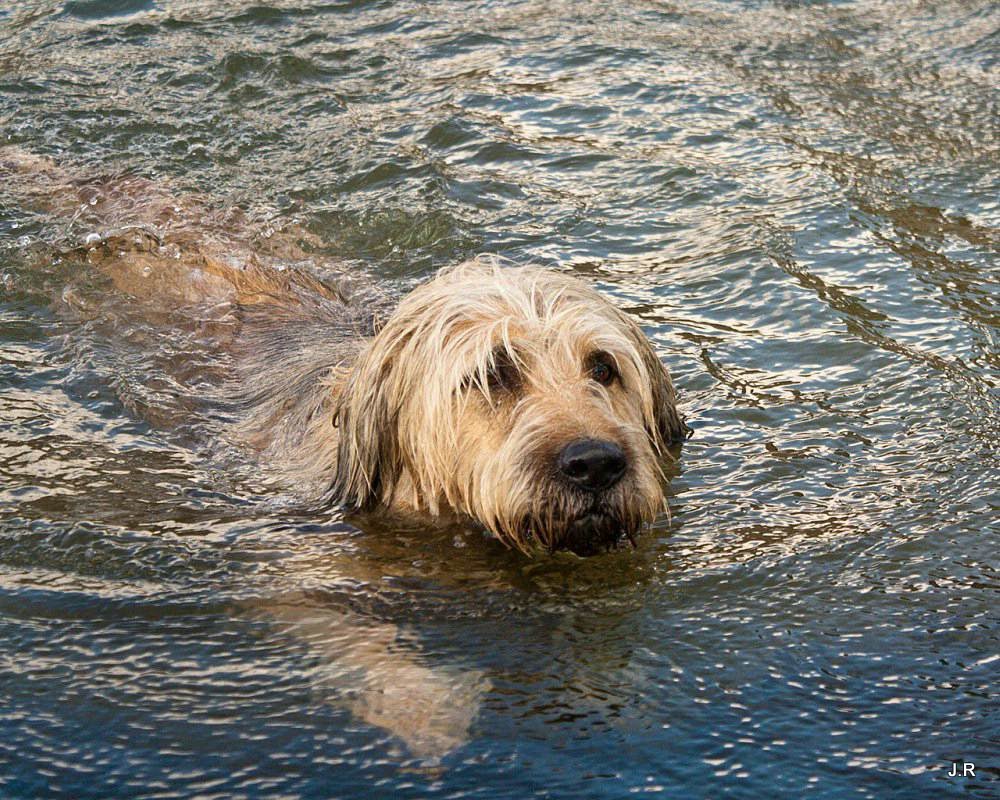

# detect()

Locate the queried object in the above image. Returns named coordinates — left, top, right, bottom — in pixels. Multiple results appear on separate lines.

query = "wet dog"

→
left=2, top=148, right=687, bottom=556
left=320, top=261, right=687, bottom=554
left=2, top=147, right=687, bottom=759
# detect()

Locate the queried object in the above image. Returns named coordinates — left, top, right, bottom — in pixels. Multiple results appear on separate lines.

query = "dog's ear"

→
left=328, top=343, right=404, bottom=511
left=627, top=320, right=688, bottom=450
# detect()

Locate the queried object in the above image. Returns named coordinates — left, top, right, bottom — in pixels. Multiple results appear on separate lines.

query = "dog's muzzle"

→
left=551, top=438, right=631, bottom=555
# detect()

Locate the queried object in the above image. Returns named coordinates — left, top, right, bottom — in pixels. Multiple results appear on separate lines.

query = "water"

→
left=1, top=1, right=997, bottom=798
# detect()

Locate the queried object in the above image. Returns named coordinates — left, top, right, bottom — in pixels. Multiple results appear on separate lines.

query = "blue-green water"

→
left=1, top=1, right=997, bottom=798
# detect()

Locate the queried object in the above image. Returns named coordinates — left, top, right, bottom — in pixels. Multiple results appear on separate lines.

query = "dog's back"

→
left=2, top=147, right=387, bottom=501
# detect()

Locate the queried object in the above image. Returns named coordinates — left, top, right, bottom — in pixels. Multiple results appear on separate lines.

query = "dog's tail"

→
left=0, top=145, right=61, bottom=177
left=0, top=146, right=83, bottom=220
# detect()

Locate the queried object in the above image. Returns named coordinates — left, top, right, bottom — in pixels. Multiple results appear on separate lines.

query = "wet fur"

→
left=325, top=262, right=687, bottom=553
left=2, top=147, right=687, bottom=555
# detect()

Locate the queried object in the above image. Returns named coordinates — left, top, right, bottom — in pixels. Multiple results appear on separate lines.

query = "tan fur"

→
left=326, top=261, right=686, bottom=553
left=3, top=147, right=687, bottom=555
left=3, top=149, right=690, bottom=761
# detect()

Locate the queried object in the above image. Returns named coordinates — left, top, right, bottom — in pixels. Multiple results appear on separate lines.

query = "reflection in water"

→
left=1, top=0, right=998, bottom=797
left=265, top=600, right=488, bottom=761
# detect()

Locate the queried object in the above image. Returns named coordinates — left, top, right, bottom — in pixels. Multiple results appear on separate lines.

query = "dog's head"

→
left=331, top=261, right=686, bottom=555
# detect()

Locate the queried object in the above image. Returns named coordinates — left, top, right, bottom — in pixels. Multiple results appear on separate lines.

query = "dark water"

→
left=1, top=1, right=998, bottom=798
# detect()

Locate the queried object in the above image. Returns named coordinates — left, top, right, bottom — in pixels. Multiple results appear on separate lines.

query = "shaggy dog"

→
left=323, top=262, right=686, bottom=555
left=2, top=148, right=687, bottom=556
left=3, top=148, right=689, bottom=757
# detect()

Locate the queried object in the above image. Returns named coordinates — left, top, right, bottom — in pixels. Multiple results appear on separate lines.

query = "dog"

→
left=319, top=261, right=686, bottom=555
left=2, top=148, right=687, bottom=556
left=3, top=148, right=688, bottom=759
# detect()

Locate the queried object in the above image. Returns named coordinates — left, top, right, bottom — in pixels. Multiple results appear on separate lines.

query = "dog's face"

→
left=331, top=262, right=685, bottom=555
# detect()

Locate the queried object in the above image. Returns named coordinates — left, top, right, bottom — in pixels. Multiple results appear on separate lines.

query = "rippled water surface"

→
left=1, top=1, right=998, bottom=798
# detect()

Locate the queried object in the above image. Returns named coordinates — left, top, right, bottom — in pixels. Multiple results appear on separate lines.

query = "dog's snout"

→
left=557, top=438, right=627, bottom=492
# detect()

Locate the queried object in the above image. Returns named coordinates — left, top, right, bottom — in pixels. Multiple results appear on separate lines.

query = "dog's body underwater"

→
left=3, top=148, right=686, bottom=555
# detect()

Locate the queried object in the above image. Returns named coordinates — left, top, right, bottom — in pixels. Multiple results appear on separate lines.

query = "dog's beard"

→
left=499, top=483, right=649, bottom=556
left=458, top=438, right=664, bottom=556
left=445, top=397, right=667, bottom=556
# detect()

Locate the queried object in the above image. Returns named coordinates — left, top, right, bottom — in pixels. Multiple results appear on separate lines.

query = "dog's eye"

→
left=485, top=349, right=521, bottom=394
left=588, top=354, right=617, bottom=386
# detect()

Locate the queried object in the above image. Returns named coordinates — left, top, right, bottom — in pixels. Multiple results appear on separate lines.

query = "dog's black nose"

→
left=557, top=439, right=627, bottom=492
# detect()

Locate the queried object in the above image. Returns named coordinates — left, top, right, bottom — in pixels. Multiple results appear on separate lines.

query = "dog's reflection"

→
left=242, top=523, right=504, bottom=762
left=265, top=597, right=488, bottom=760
